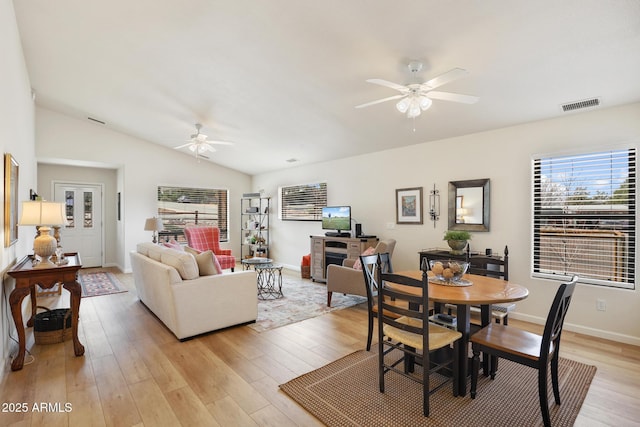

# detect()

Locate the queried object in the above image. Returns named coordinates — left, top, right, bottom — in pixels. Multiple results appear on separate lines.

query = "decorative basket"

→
left=301, top=266, right=311, bottom=279
left=34, top=306, right=72, bottom=345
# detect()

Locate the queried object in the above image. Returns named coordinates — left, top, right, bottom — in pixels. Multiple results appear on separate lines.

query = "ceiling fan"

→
left=174, top=123, right=234, bottom=160
left=356, top=61, right=479, bottom=118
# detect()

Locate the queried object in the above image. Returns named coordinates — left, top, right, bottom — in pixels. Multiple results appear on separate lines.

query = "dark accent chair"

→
left=377, top=265, right=462, bottom=417
left=470, top=275, right=579, bottom=427
left=360, top=252, right=398, bottom=351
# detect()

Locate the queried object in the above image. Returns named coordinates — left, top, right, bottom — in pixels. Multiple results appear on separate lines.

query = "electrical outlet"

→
left=596, top=299, right=606, bottom=311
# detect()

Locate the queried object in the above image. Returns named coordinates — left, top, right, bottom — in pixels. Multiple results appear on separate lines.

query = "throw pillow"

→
left=162, top=239, right=183, bottom=251
left=186, top=246, right=223, bottom=273
left=193, top=250, right=220, bottom=276
left=352, top=246, right=377, bottom=270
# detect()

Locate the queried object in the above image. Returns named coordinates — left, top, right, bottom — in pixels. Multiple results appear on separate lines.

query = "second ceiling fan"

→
left=356, top=61, right=479, bottom=118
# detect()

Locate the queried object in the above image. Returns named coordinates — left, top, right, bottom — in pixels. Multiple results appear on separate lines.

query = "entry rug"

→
left=78, top=271, right=127, bottom=298
left=280, top=349, right=596, bottom=427
left=248, top=276, right=366, bottom=332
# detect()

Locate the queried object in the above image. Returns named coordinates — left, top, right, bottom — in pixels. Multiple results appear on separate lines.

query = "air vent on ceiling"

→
left=561, top=97, right=601, bottom=112
left=286, top=158, right=298, bottom=163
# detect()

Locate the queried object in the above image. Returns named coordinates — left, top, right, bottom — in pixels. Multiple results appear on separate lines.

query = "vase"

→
left=447, top=239, right=467, bottom=255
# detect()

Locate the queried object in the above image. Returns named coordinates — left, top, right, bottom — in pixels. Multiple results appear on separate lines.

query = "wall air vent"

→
left=561, top=97, right=601, bottom=112
left=87, top=117, right=106, bottom=125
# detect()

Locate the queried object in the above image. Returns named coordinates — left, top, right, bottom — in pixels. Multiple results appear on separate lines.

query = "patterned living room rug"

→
left=78, top=271, right=127, bottom=298
left=247, top=275, right=366, bottom=332
left=280, top=349, right=597, bottom=427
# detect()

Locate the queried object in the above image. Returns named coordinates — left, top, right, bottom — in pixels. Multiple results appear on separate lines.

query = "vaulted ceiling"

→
left=13, top=0, right=640, bottom=175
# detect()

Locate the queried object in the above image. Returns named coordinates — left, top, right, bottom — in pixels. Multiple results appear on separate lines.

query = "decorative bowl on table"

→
left=428, top=260, right=469, bottom=283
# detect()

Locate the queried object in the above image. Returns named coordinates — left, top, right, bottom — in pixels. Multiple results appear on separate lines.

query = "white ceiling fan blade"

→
left=426, top=91, right=479, bottom=104
left=355, top=94, right=406, bottom=109
left=208, top=140, right=234, bottom=146
left=366, top=79, right=409, bottom=93
left=422, top=68, right=469, bottom=90
left=201, top=144, right=217, bottom=153
left=174, top=143, right=193, bottom=149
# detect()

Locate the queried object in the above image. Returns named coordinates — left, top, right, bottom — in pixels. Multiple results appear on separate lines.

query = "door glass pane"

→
left=65, top=191, right=75, bottom=228
left=84, top=192, right=93, bottom=228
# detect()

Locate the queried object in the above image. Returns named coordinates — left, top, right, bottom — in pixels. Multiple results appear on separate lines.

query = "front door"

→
left=54, top=183, right=103, bottom=267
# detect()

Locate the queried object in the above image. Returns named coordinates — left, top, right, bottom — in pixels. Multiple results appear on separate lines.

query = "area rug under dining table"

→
left=280, top=348, right=596, bottom=427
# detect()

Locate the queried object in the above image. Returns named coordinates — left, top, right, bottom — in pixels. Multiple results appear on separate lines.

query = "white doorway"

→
left=54, top=182, right=104, bottom=267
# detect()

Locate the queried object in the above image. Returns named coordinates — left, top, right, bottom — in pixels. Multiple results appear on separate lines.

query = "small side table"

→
left=254, top=263, right=283, bottom=300
left=7, top=253, right=85, bottom=371
left=241, top=257, right=273, bottom=270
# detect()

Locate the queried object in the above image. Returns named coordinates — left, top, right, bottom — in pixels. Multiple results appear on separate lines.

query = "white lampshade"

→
left=19, top=201, right=66, bottom=268
left=19, top=201, right=66, bottom=226
left=144, top=217, right=164, bottom=243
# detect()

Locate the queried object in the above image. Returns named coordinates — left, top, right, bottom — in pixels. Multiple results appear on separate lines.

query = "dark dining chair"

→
left=378, top=265, right=462, bottom=416
left=469, top=275, right=579, bottom=427
left=360, top=252, right=397, bottom=351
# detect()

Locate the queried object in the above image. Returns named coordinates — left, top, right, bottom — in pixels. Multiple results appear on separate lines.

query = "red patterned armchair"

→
left=184, top=226, right=236, bottom=271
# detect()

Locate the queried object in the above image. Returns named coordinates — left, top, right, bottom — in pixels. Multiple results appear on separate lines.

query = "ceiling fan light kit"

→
left=357, top=61, right=478, bottom=119
left=174, top=123, right=234, bottom=160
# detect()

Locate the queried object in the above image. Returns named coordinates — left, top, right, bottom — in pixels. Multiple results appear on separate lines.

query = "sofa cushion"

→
left=352, top=246, right=376, bottom=270
left=161, top=248, right=199, bottom=280
left=148, top=244, right=166, bottom=261
left=137, top=242, right=159, bottom=257
left=186, top=246, right=222, bottom=275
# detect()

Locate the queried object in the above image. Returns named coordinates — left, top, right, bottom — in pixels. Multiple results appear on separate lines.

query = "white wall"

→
left=0, top=0, right=38, bottom=373
left=35, top=107, right=252, bottom=272
left=254, top=103, right=640, bottom=345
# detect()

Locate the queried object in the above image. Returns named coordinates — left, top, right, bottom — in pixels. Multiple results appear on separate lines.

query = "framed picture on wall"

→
left=396, top=187, right=423, bottom=224
left=4, top=153, right=19, bottom=247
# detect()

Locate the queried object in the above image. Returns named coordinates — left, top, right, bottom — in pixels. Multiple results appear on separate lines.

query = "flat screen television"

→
left=322, top=206, right=351, bottom=236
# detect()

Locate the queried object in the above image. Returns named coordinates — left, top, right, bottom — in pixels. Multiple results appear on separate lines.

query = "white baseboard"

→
left=510, top=312, right=640, bottom=346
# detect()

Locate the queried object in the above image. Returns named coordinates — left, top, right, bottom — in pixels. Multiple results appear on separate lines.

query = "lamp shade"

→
left=144, top=217, right=164, bottom=232
left=19, top=201, right=66, bottom=226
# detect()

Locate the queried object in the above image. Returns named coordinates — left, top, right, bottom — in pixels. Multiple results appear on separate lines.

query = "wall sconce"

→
left=429, top=184, right=440, bottom=228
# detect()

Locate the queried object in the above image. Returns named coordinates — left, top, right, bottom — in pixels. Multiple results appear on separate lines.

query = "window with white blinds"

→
left=532, top=148, right=636, bottom=289
left=156, top=186, right=229, bottom=242
left=279, top=182, right=327, bottom=221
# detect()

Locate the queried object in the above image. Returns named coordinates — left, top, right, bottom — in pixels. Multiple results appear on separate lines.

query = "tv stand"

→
left=325, top=231, right=351, bottom=237
left=310, top=235, right=379, bottom=282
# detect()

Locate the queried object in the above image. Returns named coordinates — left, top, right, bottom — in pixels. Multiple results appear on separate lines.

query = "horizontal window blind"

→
left=157, top=186, right=229, bottom=241
left=533, top=148, right=636, bottom=289
left=279, top=182, right=327, bottom=221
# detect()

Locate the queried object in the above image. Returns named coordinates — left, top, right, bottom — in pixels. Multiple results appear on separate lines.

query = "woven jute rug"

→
left=78, top=271, right=127, bottom=297
left=280, top=349, right=596, bottom=427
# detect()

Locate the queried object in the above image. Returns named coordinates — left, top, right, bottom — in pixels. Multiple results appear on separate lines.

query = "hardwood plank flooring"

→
left=1, top=268, right=638, bottom=426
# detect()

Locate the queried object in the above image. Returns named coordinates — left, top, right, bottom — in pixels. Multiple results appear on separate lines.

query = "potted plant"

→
left=443, top=230, right=471, bottom=255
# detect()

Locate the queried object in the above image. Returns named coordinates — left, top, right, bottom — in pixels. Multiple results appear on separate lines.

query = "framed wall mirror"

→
left=448, top=178, right=490, bottom=232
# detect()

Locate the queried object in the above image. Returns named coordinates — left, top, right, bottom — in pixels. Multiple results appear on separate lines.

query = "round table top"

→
left=391, top=270, right=529, bottom=305
left=241, top=257, right=273, bottom=265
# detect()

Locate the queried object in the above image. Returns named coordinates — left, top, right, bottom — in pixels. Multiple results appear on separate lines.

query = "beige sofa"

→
left=130, top=242, right=257, bottom=340
left=326, top=239, right=396, bottom=306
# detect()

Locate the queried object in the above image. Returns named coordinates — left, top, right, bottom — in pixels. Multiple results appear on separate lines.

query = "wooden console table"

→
left=7, top=253, right=85, bottom=371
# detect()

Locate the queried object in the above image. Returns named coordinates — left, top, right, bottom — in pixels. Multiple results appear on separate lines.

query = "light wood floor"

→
left=1, top=268, right=639, bottom=426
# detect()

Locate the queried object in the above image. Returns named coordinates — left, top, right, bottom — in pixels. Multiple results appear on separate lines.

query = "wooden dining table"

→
left=389, top=270, right=529, bottom=396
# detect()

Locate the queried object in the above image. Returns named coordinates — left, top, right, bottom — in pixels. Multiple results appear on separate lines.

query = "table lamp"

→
left=19, top=200, right=66, bottom=268
left=144, top=217, right=163, bottom=243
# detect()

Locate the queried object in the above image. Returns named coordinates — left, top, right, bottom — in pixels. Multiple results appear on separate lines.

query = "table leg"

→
left=456, top=304, right=471, bottom=397
left=26, top=285, right=37, bottom=327
left=9, top=287, right=31, bottom=371
left=63, top=280, right=85, bottom=357
left=480, top=304, right=491, bottom=376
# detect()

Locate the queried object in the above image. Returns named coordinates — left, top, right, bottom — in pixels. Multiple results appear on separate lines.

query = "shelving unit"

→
left=240, top=196, right=270, bottom=259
